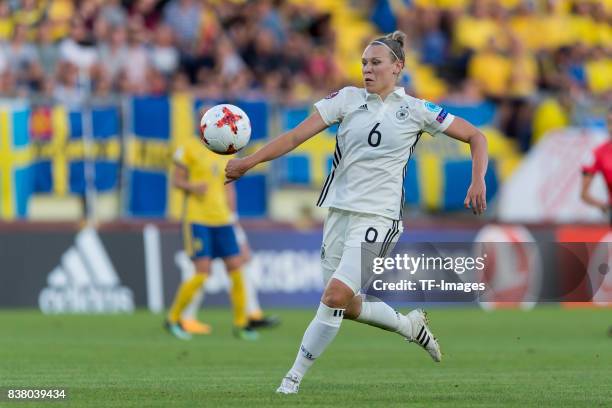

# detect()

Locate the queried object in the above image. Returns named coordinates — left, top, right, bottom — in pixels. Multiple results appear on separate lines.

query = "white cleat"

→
left=404, top=309, right=442, bottom=362
left=276, top=374, right=301, bottom=394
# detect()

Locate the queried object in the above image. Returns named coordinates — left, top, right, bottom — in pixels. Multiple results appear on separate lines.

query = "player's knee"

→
left=321, top=288, right=352, bottom=309
left=224, top=256, right=243, bottom=271
left=193, top=258, right=211, bottom=275
left=194, top=269, right=210, bottom=276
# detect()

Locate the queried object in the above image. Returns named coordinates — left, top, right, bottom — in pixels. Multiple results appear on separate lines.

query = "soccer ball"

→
left=199, top=104, right=251, bottom=155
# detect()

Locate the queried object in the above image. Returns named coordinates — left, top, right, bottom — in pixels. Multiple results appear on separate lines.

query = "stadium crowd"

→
left=381, top=0, right=611, bottom=149
left=0, top=0, right=341, bottom=103
left=0, top=0, right=609, bottom=150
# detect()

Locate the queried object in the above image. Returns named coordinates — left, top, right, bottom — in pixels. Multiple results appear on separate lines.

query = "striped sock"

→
left=356, top=297, right=402, bottom=332
left=288, top=302, right=345, bottom=379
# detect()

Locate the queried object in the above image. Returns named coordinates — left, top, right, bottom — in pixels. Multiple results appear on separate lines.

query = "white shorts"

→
left=321, top=208, right=403, bottom=293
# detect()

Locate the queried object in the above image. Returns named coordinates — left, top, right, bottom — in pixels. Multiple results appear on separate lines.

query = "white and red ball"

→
left=199, top=104, right=251, bottom=155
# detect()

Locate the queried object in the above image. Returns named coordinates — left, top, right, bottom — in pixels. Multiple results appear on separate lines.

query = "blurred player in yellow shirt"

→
left=165, top=135, right=257, bottom=341
left=180, top=220, right=280, bottom=333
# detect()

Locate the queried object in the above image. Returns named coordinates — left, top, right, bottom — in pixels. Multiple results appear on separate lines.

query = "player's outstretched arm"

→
left=443, top=117, right=488, bottom=215
left=225, top=112, right=328, bottom=183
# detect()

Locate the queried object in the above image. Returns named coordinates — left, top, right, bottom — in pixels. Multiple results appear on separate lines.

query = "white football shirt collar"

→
left=365, top=86, right=406, bottom=102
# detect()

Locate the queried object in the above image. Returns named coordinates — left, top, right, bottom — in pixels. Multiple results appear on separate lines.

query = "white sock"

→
left=182, top=285, right=205, bottom=321
left=356, top=296, right=410, bottom=335
left=288, top=302, right=344, bottom=380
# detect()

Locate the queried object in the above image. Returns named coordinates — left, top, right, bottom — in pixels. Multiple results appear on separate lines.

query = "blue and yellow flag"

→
left=0, top=105, right=32, bottom=219
left=31, top=104, right=121, bottom=196
left=126, top=94, right=269, bottom=219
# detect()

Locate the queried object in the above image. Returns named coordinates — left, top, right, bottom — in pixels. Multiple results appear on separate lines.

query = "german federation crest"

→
left=396, top=106, right=410, bottom=122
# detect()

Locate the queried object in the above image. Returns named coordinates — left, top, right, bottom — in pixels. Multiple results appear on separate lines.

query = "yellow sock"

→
left=229, top=269, right=248, bottom=328
left=168, top=274, right=206, bottom=323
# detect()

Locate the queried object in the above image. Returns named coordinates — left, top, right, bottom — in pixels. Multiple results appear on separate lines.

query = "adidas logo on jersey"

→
left=358, top=104, right=368, bottom=110
left=38, top=227, right=134, bottom=314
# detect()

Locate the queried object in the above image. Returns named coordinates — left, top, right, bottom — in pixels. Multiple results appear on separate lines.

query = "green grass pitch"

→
left=1, top=307, right=611, bottom=407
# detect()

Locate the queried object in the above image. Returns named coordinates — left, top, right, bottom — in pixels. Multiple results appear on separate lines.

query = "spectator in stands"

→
left=99, top=0, right=128, bottom=28
left=214, top=35, right=246, bottom=81
left=150, top=24, right=180, bottom=78
left=306, top=46, right=341, bottom=92
left=508, top=1, right=538, bottom=52
left=585, top=46, right=612, bottom=96
left=0, top=44, right=11, bottom=95
left=418, top=6, right=448, bottom=68
left=76, top=0, right=101, bottom=33
left=46, top=0, right=75, bottom=41
left=0, top=1, right=13, bottom=41
left=6, top=24, right=41, bottom=94
left=531, top=91, right=571, bottom=144
left=53, top=61, right=85, bottom=107
left=163, top=0, right=202, bottom=51
left=538, top=0, right=573, bottom=51
left=128, top=0, right=163, bottom=32
left=281, top=33, right=308, bottom=79
left=540, top=46, right=573, bottom=92
left=591, top=2, right=611, bottom=48
left=97, top=25, right=128, bottom=86
left=13, top=0, right=44, bottom=35
left=241, top=29, right=284, bottom=85
left=59, top=18, right=99, bottom=75
left=454, top=0, right=499, bottom=52
left=565, top=43, right=589, bottom=90
left=505, top=37, right=538, bottom=151
left=256, top=0, right=288, bottom=45
left=307, top=11, right=334, bottom=47
left=36, top=20, right=61, bottom=79
left=467, top=37, right=510, bottom=101
left=569, top=0, right=598, bottom=47
left=120, top=22, right=151, bottom=94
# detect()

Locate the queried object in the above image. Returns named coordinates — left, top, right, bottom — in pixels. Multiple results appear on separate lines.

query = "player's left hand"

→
left=464, top=179, right=486, bottom=215
left=225, top=157, right=250, bottom=184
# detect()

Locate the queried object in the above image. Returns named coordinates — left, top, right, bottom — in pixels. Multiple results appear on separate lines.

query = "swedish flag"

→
left=31, top=105, right=121, bottom=196
left=0, top=105, right=32, bottom=219
left=126, top=94, right=270, bottom=218
left=125, top=95, right=173, bottom=218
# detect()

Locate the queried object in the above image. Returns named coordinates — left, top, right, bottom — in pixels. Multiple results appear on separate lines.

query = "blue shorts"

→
left=185, top=223, right=240, bottom=260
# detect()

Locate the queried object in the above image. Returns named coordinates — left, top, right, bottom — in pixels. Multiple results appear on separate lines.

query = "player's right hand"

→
left=464, top=179, right=486, bottom=215
left=225, top=157, right=251, bottom=184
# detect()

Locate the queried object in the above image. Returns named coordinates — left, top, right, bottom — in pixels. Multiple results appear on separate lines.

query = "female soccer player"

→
left=226, top=31, right=488, bottom=394
left=581, top=108, right=612, bottom=224
left=165, top=135, right=258, bottom=341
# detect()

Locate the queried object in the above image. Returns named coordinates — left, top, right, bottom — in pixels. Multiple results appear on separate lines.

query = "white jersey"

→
left=314, top=86, right=455, bottom=220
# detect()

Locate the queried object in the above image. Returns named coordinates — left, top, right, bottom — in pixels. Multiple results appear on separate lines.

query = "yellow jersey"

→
left=468, top=51, right=511, bottom=98
left=173, top=137, right=234, bottom=226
